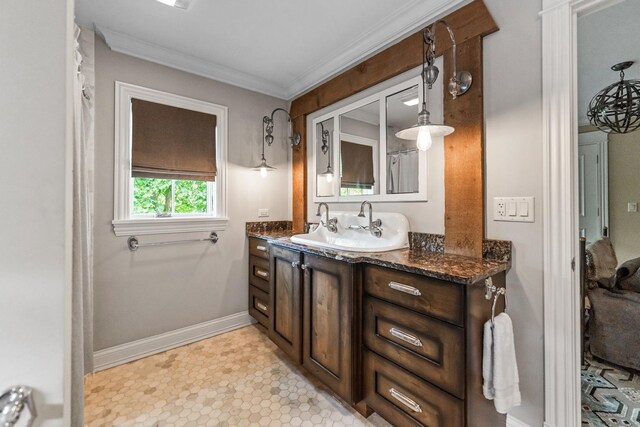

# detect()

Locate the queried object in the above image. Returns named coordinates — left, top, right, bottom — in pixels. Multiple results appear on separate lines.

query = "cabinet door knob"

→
left=291, top=261, right=300, bottom=268
left=256, top=245, right=268, bottom=252
left=300, top=264, right=309, bottom=270
left=256, top=302, right=268, bottom=312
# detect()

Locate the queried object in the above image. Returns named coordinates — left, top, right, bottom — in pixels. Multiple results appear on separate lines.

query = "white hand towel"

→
left=483, top=312, right=521, bottom=414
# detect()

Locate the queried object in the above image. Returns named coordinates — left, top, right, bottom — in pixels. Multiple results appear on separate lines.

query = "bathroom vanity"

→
left=246, top=222, right=511, bottom=427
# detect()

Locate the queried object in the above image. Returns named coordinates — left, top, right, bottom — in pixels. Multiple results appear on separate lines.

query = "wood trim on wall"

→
left=289, top=0, right=498, bottom=257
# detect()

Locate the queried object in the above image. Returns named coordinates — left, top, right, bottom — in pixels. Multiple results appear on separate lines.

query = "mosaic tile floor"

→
left=85, top=325, right=390, bottom=426
left=582, top=354, right=640, bottom=426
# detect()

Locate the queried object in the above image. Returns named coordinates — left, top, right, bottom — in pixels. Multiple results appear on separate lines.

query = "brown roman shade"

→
left=131, top=99, right=217, bottom=181
left=340, top=141, right=375, bottom=188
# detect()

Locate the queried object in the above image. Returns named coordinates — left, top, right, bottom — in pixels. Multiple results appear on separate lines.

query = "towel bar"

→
left=127, top=232, right=218, bottom=251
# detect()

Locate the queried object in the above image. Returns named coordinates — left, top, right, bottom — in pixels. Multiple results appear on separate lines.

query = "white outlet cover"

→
left=258, top=208, right=270, bottom=218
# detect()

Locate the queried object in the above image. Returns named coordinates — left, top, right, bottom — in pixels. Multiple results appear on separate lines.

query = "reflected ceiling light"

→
left=318, top=123, right=333, bottom=182
left=587, top=61, right=640, bottom=134
left=402, top=97, right=420, bottom=107
left=156, top=0, right=193, bottom=9
left=395, top=20, right=472, bottom=151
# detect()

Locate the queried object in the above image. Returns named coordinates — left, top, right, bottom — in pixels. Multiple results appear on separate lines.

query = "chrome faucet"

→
left=316, top=203, right=338, bottom=233
left=358, top=201, right=382, bottom=238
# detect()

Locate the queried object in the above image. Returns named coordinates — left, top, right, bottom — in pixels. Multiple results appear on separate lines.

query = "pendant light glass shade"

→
left=253, top=155, right=276, bottom=178
left=395, top=107, right=454, bottom=151
left=319, top=165, right=334, bottom=183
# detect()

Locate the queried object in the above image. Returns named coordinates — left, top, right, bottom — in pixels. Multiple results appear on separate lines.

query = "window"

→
left=112, top=82, right=228, bottom=236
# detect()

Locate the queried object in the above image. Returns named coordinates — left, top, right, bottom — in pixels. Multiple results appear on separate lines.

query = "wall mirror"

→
left=312, top=75, right=434, bottom=202
left=339, top=101, right=380, bottom=196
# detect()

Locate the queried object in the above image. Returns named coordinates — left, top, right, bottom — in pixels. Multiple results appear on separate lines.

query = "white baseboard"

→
left=93, top=311, right=255, bottom=372
left=507, top=415, right=531, bottom=427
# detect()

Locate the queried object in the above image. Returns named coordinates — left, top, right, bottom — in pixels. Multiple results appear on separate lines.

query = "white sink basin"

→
left=291, top=211, right=409, bottom=253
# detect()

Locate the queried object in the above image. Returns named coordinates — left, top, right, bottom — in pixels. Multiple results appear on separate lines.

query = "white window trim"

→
left=112, top=82, right=228, bottom=236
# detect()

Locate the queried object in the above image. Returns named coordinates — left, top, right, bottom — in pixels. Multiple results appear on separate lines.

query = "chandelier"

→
left=587, top=61, right=640, bottom=134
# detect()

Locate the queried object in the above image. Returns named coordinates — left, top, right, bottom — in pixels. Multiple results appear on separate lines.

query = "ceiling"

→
left=577, top=0, right=640, bottom=126
left=75, top=0, right=466, bottom=100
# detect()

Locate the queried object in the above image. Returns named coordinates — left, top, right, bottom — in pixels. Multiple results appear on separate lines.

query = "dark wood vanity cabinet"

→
left=249, top=243, right=357, bottom=403
left=268, top=245, right=303, bottom=364
left=247, top=236, right=507, bottom=427
left=248, top=237, right=271, bottom=329
left=302, top=253, right=355, bottom=403
left=361, top=264, right=506, bottom=427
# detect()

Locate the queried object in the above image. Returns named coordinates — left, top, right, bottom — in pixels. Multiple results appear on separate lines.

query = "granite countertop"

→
left=247, top=229, right=509, bottom=285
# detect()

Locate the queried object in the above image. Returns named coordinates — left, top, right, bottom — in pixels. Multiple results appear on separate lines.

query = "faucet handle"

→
left=372, top=219, right=382, bottom=228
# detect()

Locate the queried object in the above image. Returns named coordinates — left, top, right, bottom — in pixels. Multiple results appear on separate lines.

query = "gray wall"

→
left=609, top=131, right=640, bottom=264
left=484, top=0, right=543, bottom=425
left=306, top=1, right=544, bottom=425
left=0, top=0, right=73, bottom=424
left=93, top=37, right=290, bottom=351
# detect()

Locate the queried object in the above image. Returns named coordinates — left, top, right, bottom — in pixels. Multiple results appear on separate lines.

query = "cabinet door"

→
left=302, top=253, right=354, bottom=402
left=269, top=245, right=302, bottom=364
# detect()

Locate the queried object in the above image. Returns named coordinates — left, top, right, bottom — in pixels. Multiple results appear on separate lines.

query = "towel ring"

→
left=491, top=287, right=506, bottom=326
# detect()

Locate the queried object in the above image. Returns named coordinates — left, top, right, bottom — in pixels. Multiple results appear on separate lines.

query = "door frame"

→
left=541, top=1, right=621, bottom=426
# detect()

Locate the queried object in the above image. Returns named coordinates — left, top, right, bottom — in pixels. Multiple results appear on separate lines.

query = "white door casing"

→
left=541, top=1, right=620, bottom=427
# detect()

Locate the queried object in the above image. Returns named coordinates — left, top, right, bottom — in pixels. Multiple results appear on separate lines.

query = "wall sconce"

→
left=587, top=61, right=640, bottom=134
left=263, top=108, right=301, bottom=148
left=395, top=20, right=472, bottom=151
left=318, top=122, right=333, bottom=182
left=254, top=108, right=301, bottom=177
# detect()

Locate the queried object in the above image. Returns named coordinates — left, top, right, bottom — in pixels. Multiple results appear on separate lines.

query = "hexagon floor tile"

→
left=85, top=325, right=392, bottom=426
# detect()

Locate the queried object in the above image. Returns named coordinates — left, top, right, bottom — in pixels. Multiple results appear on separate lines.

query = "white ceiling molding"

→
left=97, top=26, right=289, bottom=99
left=96, top=0, right=467, bottom=101
left=284, top=0, right=467, bottom=100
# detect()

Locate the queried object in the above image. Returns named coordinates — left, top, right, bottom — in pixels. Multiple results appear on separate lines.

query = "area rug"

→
left=582, top=355, right=640, bottom=426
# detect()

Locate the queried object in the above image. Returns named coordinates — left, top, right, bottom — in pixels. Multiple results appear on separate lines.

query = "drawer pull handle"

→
left=256, top=269, right=269, bottom=278
left=256, top=245, right=268, bottom=252
left=389, top=388, right=422, bottom=414
left=388, top=281, right=422, bottom=296
left=390, top=327, right=423, bottom=347
left=256, top=302, right=268, bottom=312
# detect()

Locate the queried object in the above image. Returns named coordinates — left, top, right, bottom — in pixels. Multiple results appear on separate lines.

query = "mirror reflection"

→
left=315, top=118, right=335, bottom=197
left=339, top=101, right=380, bottom=196
left=386, top=85, right=420, bottom=194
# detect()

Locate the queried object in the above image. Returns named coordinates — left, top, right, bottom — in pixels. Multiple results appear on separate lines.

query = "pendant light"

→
left=587, top=61, right=640, bottom=134
left=395, top=20, right=472, bottom=150
left=318, top=122, right=333, bottom=182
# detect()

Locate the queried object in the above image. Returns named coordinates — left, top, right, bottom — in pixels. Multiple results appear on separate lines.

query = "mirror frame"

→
left=311, top=75, right=429, bottom=203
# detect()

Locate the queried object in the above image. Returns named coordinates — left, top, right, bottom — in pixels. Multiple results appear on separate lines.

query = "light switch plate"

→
left=493, top=197, right=535, bottom=222
left=628, top=202, right=638, bottom=213
left=258, top=208, right=270, bottom=218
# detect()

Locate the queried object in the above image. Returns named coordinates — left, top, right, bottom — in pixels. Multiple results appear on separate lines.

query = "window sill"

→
left=112, top=216, right=229, bottom=236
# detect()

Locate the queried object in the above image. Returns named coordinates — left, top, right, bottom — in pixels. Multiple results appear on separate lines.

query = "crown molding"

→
left=96, top=0, right=467, bottom=101
left=282, top=0, right=468, bottom=99
left=96, top=25, right=289, bottom=99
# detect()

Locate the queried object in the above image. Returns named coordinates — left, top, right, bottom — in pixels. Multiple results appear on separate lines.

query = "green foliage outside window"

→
left=133, top=178, right=207, bottom=215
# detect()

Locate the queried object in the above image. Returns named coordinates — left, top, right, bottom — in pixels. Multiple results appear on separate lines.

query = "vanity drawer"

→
left=249, top=256, right=270, bottom=292
left=363, top=265, right=464, bottom=326
left=249, top=285, right=270, bottom=329
left=364, top=296, right=464, bottom=398
left=363, top=350, right=463, bottom=427
left=249, top=237, right=270, bottom=260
